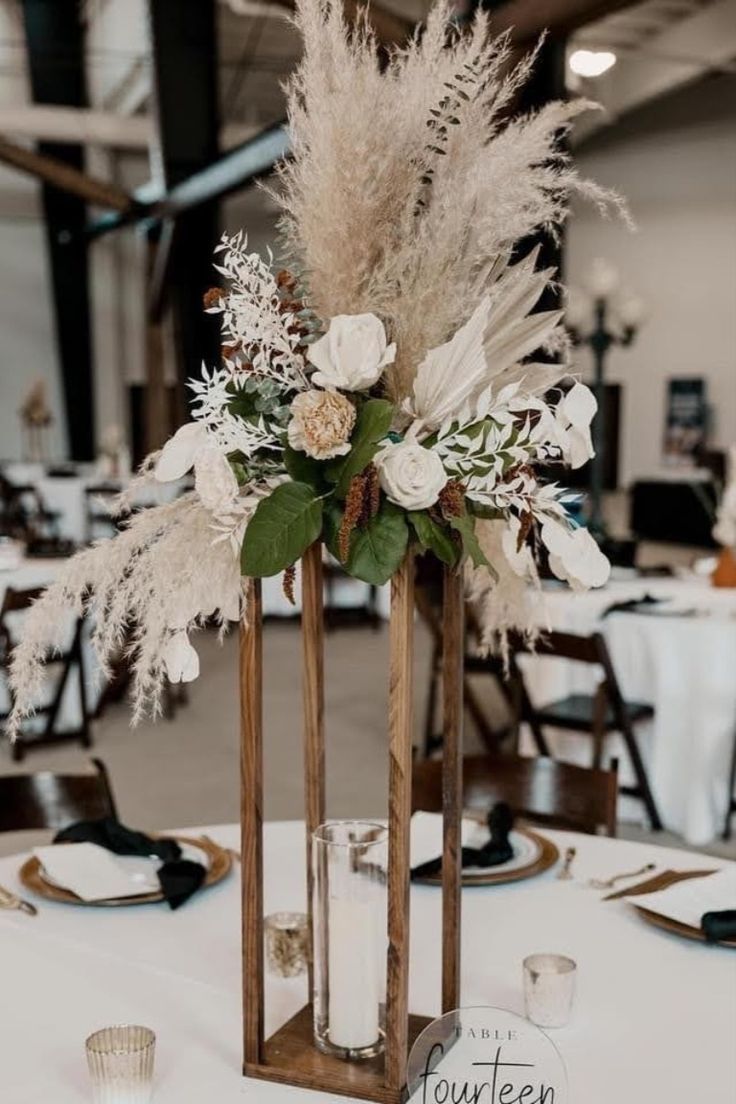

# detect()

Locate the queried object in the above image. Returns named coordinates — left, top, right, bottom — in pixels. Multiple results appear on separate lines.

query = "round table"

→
left=0, top=821, right=734, bottom=1102
left=522, top=575, right=736, bottom=845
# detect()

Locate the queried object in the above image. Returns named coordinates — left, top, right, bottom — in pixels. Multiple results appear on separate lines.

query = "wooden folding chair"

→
left=412, top=753, right=619, bottom=836
left=501, top=630, right=662, bottom=831
left=1, top=586, right=93, bottom=762
left=0, top=757, right=117, bottom=833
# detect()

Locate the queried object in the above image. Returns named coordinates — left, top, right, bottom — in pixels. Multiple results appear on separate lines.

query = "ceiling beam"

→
left=84, top=121, right=288, bottom=238
left=573, top=0, right=736, bottom=143
left=601, top=0, right=736, bottom=119
left=0, top=105, right=153, bottom=149
left=0, top=135, right=136, bottom=211
left=489, top=0, right=642, bottom=43
left=269, top=0, right=413, bottom=47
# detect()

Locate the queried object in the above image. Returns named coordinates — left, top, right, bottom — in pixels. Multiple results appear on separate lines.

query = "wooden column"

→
left=441, top=567, right=464, bottom=1012
left=240, top=581, right=264, bottom=1067
left=385, top=553, right=415, bottom=1090
left=301, top=543, right=325, bottom=989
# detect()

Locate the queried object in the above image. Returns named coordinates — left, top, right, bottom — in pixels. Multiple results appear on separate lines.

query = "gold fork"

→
left=0, top=884, right=38, bottom=916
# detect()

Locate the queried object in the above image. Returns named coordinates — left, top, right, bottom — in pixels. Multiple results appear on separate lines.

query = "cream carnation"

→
left=308, top=313, right=396, bottom=391
left=287, top=389, right=356, bottom=460
left=376, top=441, right=447, bottom=511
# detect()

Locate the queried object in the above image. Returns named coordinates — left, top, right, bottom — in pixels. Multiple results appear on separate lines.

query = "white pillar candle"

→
left=327, top=896, right=380, bottom=1050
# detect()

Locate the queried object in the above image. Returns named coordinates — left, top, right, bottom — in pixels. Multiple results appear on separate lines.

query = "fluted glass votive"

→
left=86, top=1025, right=156, bottom=1103
left=265, top=911, right=310, bottom=977
left=523, top=954, right=577, bottom=1028
left=312, top=821, right=388, bottom=1061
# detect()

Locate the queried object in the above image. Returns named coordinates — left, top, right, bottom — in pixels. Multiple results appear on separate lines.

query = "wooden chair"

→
left=1, top=586, right=93, bottom=761
left=412, top=753, right=619, bottom=836
left=487, top=630, right=662, bottom=831
left=0, top=757, right=117, bottom=833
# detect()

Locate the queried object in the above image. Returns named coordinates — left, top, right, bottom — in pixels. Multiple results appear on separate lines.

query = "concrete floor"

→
left=1, top=614, right=735, bottom=861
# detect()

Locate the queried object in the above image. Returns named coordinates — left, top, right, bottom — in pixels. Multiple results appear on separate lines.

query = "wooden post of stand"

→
left=302, top=542, right=325, bottom=990
left=241, top=552, right=446, bottom=1103
left=241, top=580, right=264, bottom=1068
left=441, top=567, right=464, bottom=1013
left=385, top=553, right=415, bottom=1092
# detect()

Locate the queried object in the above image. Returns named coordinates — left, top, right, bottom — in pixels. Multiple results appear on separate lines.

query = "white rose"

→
left=308, top=313, right=396, bottom=391
left=193, top=445, right=239, bottom=515
left=376, top=441, right=447, bottom=511
left=540, top=516, right=610, bottom=590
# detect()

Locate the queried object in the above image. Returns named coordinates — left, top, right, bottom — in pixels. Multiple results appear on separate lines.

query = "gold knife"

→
left=0, top=884, right=38, bottom=916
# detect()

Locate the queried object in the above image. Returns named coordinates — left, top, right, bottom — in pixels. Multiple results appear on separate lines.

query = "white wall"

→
left=567, top=74, right=736, bottom=487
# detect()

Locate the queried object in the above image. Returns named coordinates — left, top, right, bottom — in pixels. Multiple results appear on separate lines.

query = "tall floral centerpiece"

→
left=9, top=0, right=619, bottom=722
left=9, top=2, right=624, bottom=1097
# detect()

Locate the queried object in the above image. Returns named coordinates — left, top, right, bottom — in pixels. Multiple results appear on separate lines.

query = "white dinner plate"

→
left=39, top=840, right=211, bottom=897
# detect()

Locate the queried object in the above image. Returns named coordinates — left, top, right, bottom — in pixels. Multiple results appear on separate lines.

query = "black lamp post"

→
left=566, top=262, right=644, bottom=540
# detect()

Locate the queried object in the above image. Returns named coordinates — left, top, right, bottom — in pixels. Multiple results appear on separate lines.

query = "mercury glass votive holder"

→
left=85, top=1025, right=156, bottom=1103
left=523, top=954, right=577, bottom=1028
left=264, top=911, right=310, bottom=978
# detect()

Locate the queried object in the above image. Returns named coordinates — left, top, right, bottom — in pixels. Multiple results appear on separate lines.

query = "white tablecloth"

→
left=0, top=558, right=101, bottom=732
left=0, top=821, right=734, bottom=1102
left=522, top=576, right=736, bottom=846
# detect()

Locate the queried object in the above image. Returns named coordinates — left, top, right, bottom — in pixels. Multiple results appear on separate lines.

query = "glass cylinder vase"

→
left=312, top=821, right=388, bottom=1060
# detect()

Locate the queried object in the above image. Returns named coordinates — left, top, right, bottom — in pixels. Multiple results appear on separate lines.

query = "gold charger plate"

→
left=417, top=826, right=559, bottom=887
left=633, top=905, right=736, bottom=949
left=19, top=834, right=232, bottom=907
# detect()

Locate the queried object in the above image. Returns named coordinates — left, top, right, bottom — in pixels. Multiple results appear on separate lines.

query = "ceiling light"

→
left=569, top=49, right=617, bottom=78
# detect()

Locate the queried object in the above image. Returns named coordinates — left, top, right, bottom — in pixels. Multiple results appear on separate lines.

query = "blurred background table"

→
left=521, top=576, right=736, bottom=845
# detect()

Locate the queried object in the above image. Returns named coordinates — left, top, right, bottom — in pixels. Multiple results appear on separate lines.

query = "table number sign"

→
left=407, top=1008, right=567, bottom=1104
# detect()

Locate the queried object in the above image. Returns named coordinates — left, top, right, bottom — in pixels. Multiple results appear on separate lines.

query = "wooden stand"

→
left=240, top=546, right=464, bottom=1102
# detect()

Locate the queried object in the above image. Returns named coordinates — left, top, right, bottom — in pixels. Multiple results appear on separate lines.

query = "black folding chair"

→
left=488, top=630, right=662, bottom=831
left=1, top=586, right=93, bottom=762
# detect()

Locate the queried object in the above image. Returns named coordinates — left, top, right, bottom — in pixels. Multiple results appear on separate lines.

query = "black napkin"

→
left=411, top=803, right=514, bottom=881
left=701, top=910, right=736, bottom=944
left=601, top=593, right=662, bottom=618
left=54, top=817, right=206, bottom=910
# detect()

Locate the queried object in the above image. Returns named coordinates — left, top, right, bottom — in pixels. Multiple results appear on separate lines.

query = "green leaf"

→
left=344, top=501, right=409, bottom=585
left=448, top=512, right=490, bottom=570
left=230, top=461, right=248, bottom=487
left=241, top=482, right=322, bottom=578
left=326, top=399, right=394, bottom=497
left=408, top=511, right=459, bottom=566
left=283, top=444, right=329, bottom=493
